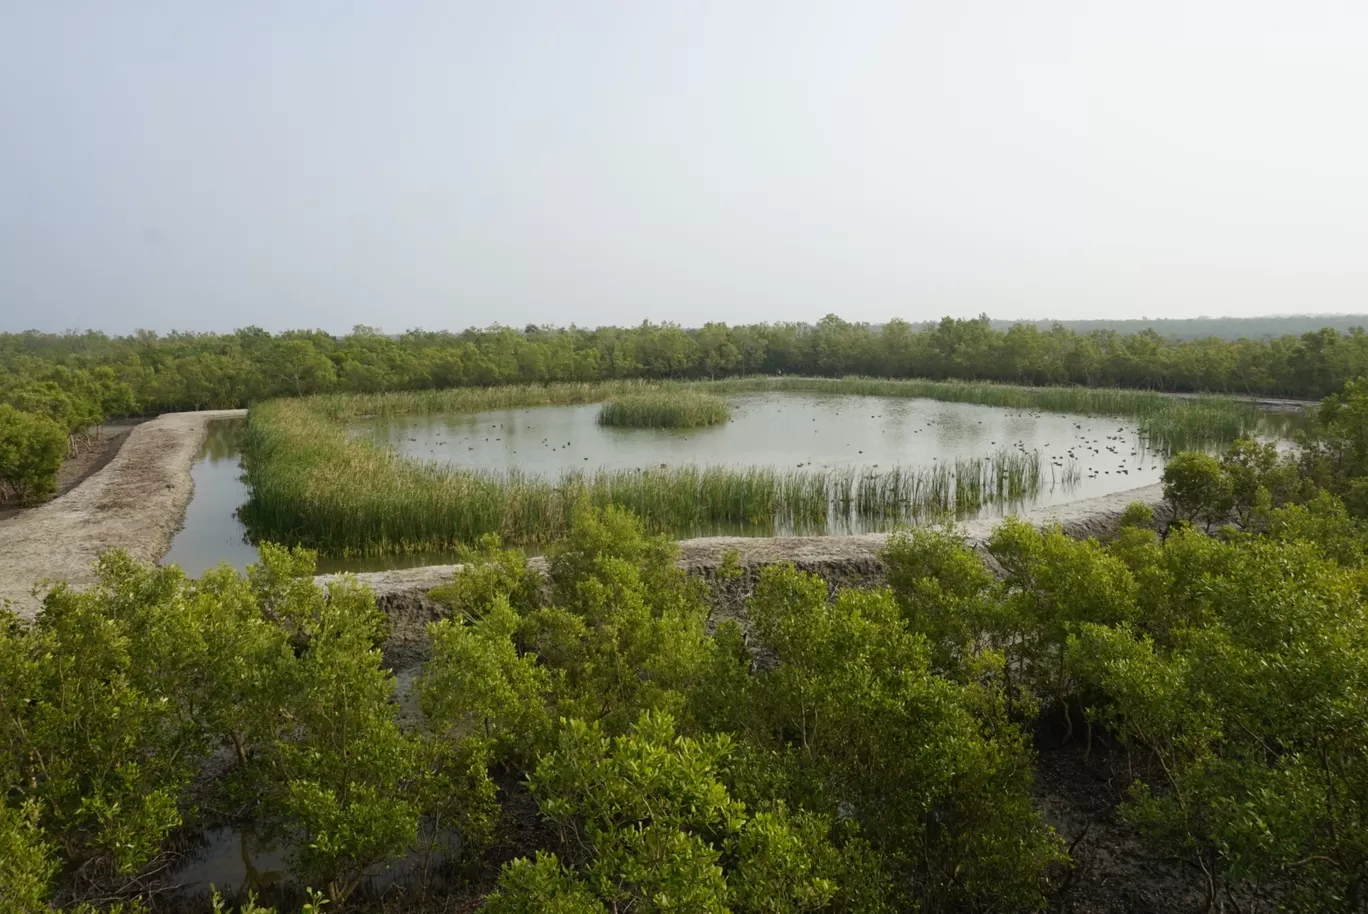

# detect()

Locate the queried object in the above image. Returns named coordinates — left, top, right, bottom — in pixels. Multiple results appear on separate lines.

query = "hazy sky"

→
left=3, top=2, right=1368, bottom=334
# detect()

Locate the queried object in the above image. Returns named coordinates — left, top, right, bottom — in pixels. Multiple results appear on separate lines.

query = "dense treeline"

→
left=6, top=385, right=1368, bottom=912
left=7, top=315, right=1368, bottom=419
left=1, top=311, right=1351, bottom=503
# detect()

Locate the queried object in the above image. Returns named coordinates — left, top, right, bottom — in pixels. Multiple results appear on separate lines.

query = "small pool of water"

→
left=163, top=394, right=1208, bottom=577
left=170, top=822, right=462, bottom=900
left=161, top=420, right=381, bottom=576
left=353, top=392, right=1167, bottom=496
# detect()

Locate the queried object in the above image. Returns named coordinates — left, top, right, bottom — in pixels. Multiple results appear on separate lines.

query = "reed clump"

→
left=597, top=392, right=730, bottom=428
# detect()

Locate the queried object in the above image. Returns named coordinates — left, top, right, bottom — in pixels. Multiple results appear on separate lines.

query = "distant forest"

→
left=982, top=314, right=1368, bottom=340
left=8, top=313, right=1368, bottom=426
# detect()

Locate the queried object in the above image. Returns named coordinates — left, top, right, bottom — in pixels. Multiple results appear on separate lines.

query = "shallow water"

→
left=164, top=395, right=1176, bottom=576
left=160, top=420, right=387, bottom=575
left=162, top=420, right=258, bottom=576
left=352, top=392, right=1167, bottom=497
left=170, top=822, right=461, bottom=899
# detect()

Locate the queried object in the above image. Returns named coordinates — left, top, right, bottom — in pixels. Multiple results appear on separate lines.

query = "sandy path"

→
left=0, top=410, right=247, bottom=618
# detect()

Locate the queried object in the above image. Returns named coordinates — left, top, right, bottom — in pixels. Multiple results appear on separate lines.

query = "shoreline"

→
left=325, top=480, right=1168, bottom=640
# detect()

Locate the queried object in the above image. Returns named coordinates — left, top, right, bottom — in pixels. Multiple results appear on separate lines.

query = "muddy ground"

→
left=0, top=409, right=247, bottom=617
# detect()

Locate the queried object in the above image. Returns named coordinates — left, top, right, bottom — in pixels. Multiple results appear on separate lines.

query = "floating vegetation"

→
left=597, top=392, right=730, bottom=428
left=242, top=400, right=1080, bottom=556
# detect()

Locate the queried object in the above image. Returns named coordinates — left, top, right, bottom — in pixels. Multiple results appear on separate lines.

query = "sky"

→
left=3, top=2, right=1368, bottom=335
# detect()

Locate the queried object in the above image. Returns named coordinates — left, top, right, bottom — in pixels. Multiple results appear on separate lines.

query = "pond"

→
left=351, top=391, right=1166, bottom=493
left=166, top=394, right=1182, bottom=576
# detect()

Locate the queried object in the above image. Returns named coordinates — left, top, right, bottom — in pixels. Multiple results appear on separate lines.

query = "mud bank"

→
left=0, top=410, right=247, bottom=619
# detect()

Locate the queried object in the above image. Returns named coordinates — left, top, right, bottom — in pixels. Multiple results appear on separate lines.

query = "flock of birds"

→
left=402, top=422, right=593, bottom=460
left=1060, top=421, right=1160, bottom=479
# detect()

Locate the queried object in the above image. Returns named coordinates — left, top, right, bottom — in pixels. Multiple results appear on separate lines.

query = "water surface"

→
left=352, top=392, right=1166, bottom=502
left=171, top=822, right=462, bottom=900
left=167, top=394, right=1179, bottom=576
left=162, top=420, right=257, bottom=576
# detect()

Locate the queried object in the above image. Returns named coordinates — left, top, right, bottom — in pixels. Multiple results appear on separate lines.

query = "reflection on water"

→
left=353, top=392, right=1170, bottom=504
left=162, top=420, right=259, bottom=576
left=174, top=826, right=289, bottom=895
left=171, top=822, right=462, bottom=900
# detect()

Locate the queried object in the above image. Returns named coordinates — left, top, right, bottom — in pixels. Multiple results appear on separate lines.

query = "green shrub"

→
left=0, top=404, right=67, bottom=503
left=713, top=563, right=1066, bottom=911
left=1119, top=501, right=1155, bottom=529
left=490, top=712, right=860, bottom=914
left=21, top=487, right=1368, bottom=911
left=1162, top=451, right=1235, bottom=530
left=1073, top=531, right=1368, bottom=911
left=881, top=526, right=1004, bottom=675
left=0, top=802, right=58, bottom=914
left=0, top=546, right=452, bottom=907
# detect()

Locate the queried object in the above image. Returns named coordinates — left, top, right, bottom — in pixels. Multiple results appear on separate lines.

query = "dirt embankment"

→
left=0, top=410, right=247, bottom=619
left=331, top=480, right=1168, bottom=667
